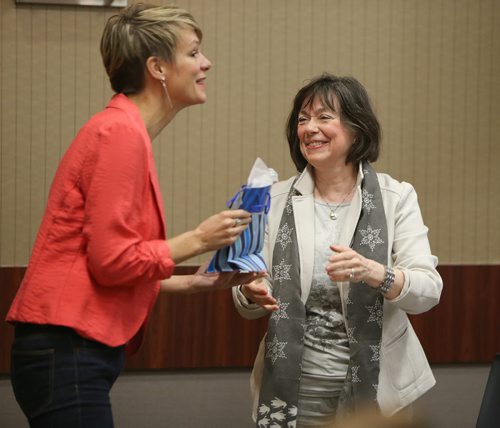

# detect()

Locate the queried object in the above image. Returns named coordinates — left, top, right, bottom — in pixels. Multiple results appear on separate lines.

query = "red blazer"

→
left=7, top=94, right=175, bottom=348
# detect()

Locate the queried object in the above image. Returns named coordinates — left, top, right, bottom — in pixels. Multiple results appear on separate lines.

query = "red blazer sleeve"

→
left=80, top=117, right=174, bottom=287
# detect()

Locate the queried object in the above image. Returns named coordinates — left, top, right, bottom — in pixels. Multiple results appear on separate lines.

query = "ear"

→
left=145, top=56, right=167, bottom=80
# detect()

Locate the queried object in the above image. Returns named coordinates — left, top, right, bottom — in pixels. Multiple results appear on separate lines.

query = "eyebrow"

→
left=317, top=106, right=336, bottom=113
left=299, top=106, right=334, bottom=115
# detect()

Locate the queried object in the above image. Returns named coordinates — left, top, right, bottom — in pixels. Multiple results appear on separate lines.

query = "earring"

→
left=160, top=76, right=173, bottom=109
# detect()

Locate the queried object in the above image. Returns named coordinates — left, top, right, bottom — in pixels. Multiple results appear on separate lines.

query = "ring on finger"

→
left=234, top=218, right=242, bottom=227
left=349, top=268, right=355, bottom=280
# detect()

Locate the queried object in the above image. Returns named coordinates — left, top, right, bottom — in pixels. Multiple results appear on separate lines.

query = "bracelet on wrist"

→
left=378, top=266, right=395, bottom=295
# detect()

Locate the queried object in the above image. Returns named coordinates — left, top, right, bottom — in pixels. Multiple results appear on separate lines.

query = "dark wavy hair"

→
left=286, top=73, right=381, bottom=172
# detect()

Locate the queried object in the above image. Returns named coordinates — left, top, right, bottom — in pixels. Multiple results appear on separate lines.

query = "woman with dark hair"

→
left=7, top=4, right=262, bottom=427
left=233, top=74, right=442, bottom=427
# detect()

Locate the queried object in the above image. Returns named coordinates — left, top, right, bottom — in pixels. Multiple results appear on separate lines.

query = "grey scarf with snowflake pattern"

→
left=256, top=162, right=387, bottom=427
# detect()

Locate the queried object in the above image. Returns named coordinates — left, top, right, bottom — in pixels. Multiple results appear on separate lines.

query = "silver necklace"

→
left=316, top=183, right=356, bottom=220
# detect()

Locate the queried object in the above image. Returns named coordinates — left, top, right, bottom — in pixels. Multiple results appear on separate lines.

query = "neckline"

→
left=314, top=198, right=351, bottom=207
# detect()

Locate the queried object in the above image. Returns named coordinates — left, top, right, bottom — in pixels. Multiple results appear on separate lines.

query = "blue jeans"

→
left=10, top=323, right=125, bottom=428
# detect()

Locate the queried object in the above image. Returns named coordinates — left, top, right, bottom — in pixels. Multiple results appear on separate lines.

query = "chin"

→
left=198, top=91, right=208, bottom=103
left=190, top=93, right=207, bottom=106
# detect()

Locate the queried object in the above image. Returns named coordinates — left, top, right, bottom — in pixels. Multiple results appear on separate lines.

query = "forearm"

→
left=363, top=259, right=405, bottom=300
left=160, top=275, right=195, bottom=294
left=389, top=263, right=442, bottom=313
left=166, top=230, right=205, bottom=265
left=162, top=270, right=267, bottom=295
left=363, top=257, right=441, bottom=312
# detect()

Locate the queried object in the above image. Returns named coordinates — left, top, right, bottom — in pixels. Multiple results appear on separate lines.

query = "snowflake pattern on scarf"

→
left=366, top=299, right=384, bottom=328
left=370, top=343, right=381, bottom=362
left=276, top=223, right=294, bottom=250
left=273, top=259, right=292, bottom=283
left=271, top=298, right=290, bottom=325
left=362, top=189, right=376, bottom=213
left=359, top=224, right=384, bottom=252
left=347, top=326, right=358, bottom=344
left=266, top=335, right=287, bottom=364
left=351, top=366, right=361, bottom=383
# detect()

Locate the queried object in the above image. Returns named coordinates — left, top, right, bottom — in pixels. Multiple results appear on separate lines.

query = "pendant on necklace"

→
left=329, top=211, right=337, bottom=220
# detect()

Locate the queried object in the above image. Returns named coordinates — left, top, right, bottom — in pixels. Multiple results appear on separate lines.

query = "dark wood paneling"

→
left=1, top=266, right=499, bottom=374
left=408, top=265, right=500, bottom=363
left=0, top=266, right=269, bottom=373
left=125, top=266, right=269, bottom=369
left=0, top=267, right=25, bottom=373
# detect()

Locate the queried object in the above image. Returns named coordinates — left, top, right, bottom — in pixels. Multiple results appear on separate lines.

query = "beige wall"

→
left=1, top=0, right=499, bottom=266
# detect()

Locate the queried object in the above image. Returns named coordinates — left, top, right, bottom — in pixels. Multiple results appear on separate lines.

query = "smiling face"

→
left=163, top=26, right=212, bottom=108
left=297, top=96, right=355, bottom=169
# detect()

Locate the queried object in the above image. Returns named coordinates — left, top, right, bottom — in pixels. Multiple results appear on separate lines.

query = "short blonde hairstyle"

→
left=101, top=3, right=202, bottom=94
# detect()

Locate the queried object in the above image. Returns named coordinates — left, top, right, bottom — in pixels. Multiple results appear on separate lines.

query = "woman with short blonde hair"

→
left=101, top=3, right=202, bottom=94
left=7, top=4, right=261, bottom=427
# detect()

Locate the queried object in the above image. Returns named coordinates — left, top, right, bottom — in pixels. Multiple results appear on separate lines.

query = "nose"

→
left=304, top=117, right=319, bottom=133
left=201, top=53, right=212, bottom=71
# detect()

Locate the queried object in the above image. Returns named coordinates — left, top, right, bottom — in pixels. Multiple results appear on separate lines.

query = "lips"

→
left=304, top=141, right=328, bottom=149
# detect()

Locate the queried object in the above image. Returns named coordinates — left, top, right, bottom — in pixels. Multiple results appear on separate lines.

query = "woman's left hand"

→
left=188, top=264, right=266, bottom=293
left=325, top=245, right=382, bottom=285
left=326, top=245, right=404, bottom=299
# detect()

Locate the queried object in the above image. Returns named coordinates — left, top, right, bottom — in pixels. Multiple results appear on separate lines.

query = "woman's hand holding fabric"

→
left=195, top=209, right=252, bottom=252
left=167, top=209, right=252, bottom=265
left=241, top=279, right=278, bottom=311
left=189, top=268, right=266, bottom=293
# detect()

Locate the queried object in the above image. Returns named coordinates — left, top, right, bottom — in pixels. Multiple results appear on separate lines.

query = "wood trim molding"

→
left=1, top=265, right=499, bottom=374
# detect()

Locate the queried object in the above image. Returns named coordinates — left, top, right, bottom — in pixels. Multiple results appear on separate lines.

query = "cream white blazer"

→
left=233, top=165, right=443, bottom=418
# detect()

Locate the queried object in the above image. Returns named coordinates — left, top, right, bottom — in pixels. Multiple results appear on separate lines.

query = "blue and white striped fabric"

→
left=207, top=185, right=270, bottom=272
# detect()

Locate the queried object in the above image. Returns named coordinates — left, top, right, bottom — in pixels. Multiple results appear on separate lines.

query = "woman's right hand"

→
left=167, top=209, right=252, bottom=264
left=195, top=209, right=252, bottom=252
left=241, top=278, right=278, bottom=311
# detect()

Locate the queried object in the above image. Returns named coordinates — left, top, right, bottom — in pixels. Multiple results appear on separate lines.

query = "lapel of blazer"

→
left=115, top=94, right=168, bottom=240
left=147, top=148, right=167, bottom=239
